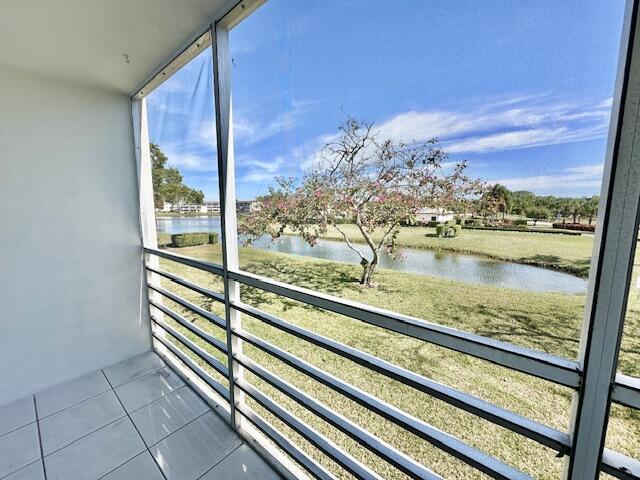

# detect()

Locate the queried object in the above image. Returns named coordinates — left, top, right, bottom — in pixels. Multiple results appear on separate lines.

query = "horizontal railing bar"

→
left=236, top=403, right=337, bottom=480
left=612, top=374, right=640, bottom=410
left=152, top=331, right=230, bottom=402
left=235, top=329, right=530, bottom=480
left=148, top=283, right=226, bottom=331
left=143, top=247, right=580, bottom=387
left=601, top=448, right=640, bottom=480
left=150, top=299, right=227, bottom=354
left=146, top=265, right=225, bottom=304
left=236, top=378, right=384, bottom=480
left=227, top=269, right=581, bottom=388
left=232, top=300, right=570, bottom=454
left=236, top=354, right=442, bottom=480
left=152, top=316, right=229, bottom=379
left=145, top=246, right=224, bottom=276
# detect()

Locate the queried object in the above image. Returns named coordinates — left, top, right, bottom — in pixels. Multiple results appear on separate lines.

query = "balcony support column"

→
left=132, top=97, right=163, bottom=337
left=566, top=1, right=640, bottom=477
left=211, top=21, right=244, bottom=430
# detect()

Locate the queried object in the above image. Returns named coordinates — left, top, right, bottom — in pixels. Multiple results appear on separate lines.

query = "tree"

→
left=511, top=191, right=535, bottom=217
left=150, top=143, right=204, bottom=209
left=487, top=184, right=512, bottom=220
left=525, top=206, right=551, bottom=226
left=557, top=198, right=575, bottom=225
left=569, top=198, right=581, bottom=223
left=240, top=118, right=484, bottom=286
left=477, top=190, right=502, bottom=221
left=581, top=196, right=600, bottom=225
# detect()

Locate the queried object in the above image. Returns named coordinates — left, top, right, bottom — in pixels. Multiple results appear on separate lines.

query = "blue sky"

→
left=147, top=0, right=625, bottom=201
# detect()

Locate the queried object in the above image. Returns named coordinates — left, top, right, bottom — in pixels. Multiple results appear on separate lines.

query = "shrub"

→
left=514, top=219, right=528, bottom=226
left=465, top=218, right=480, bottom=226
left=171, top=232, right=210, bottom=248
left=463, top=225, right=580, bottom=235
left=209, top=232, right=219, bottom=244
left=434, top=224, right=460, bottom=238
left=525, top=206, right=551, bottom=225
left=553, top=223, right=596, bottom=232
left=427, top=221, right=440, bottom=228
left=455, top=218, right=465, bottom=225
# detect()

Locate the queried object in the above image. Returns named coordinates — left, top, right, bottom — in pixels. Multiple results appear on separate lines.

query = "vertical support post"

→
left=211, top=22, right=244, bottom=430
left=132, top=98, right=163, bottom=337
left=566, top=1, right=640, bottom=478
left=132, top=98, right=158, bottom=250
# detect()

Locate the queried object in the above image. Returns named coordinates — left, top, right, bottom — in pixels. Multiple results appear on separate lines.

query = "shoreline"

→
left=155, top=221, right=593, bottom=278
left=281, top=230, right=591, bottom=278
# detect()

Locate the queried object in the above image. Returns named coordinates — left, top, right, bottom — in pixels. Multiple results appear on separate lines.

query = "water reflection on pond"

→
left=156, top=216, right=587, bottom=294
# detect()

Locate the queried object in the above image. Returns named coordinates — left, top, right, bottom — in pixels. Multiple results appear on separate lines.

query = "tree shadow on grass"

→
left=454, top=302, right=582, bottom=357
left=239, top=258, right=361, bottom=312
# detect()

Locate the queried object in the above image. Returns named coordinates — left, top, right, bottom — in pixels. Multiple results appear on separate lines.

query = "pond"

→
left=156, top=216, right=587, bottom=294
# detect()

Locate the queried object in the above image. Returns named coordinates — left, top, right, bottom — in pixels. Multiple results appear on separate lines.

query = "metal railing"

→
left=143, top=246, right=640, bottom=480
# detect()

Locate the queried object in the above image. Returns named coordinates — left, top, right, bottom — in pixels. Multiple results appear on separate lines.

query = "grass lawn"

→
left=153, top=243, right=639, bottom=479
left=302, top=224, right=596, bottom=277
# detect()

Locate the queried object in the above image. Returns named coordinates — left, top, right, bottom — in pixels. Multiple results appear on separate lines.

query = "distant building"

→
left=416, top=208, right=454, bottom=224
left=159, top=199, right=258, bottom=214
left=203, top=201, right=220, bottom=214
left=236, top=200, right=259, bottom=213
left=161, top=202, right=206, bottom=213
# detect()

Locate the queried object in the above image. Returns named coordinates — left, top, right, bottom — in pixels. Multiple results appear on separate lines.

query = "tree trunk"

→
left=354, top=219, right=381, bottom=287
left=359, top=257, right=378, bottom=286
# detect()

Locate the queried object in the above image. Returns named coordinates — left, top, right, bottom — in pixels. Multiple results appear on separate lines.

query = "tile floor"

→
left=0, top=352, right=281, bottom=480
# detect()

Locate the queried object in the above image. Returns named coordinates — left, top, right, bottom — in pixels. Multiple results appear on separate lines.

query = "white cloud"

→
left=233, top=101, right=310, bottom=146
left=199, top=123, right=216, bottom=145
left=564, top=163, right=605, bottom=176
left=597, top=97, right=614, bottom=109
left=297, top=94, right=611, bottom=172
left=371, top=95, right=612, bottom=154
left=374, top=111, right=477, bottom=143
left=296, top=133, right=339, bottom=172
left=239, top=171, right=281, bottom=183
left=167, top=153, right=216, bottom=173
left=242, top=156, right=285, bottom=173
left=237, top=156, right=287, bottom=183
left=446, top=125, right=607, bottom=153
left=493, top=163, right=604, bottom=193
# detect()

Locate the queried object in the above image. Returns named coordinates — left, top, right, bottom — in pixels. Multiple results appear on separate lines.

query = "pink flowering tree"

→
left=240, top=118, right=484, bottom=286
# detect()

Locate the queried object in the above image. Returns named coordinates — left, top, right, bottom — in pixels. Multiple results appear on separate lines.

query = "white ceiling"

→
left=0, top=0, right=229, bottom=94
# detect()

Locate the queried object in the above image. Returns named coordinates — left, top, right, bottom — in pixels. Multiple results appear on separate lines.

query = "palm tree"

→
left=488, top=184, right=513, bottom=220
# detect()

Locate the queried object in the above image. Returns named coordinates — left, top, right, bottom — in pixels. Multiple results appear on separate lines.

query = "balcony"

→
left=0, top=352, right=279, bottom=479
left=1, top=1, right=640, bottom=480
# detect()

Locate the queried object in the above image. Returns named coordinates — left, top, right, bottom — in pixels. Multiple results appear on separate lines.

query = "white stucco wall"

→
left=0, top=64, right=150, bottom=405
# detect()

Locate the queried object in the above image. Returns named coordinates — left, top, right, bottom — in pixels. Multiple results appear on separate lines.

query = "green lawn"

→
left=306, top=224, right=595, bottom=277
left=151, top=242, right=639, bottom=479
